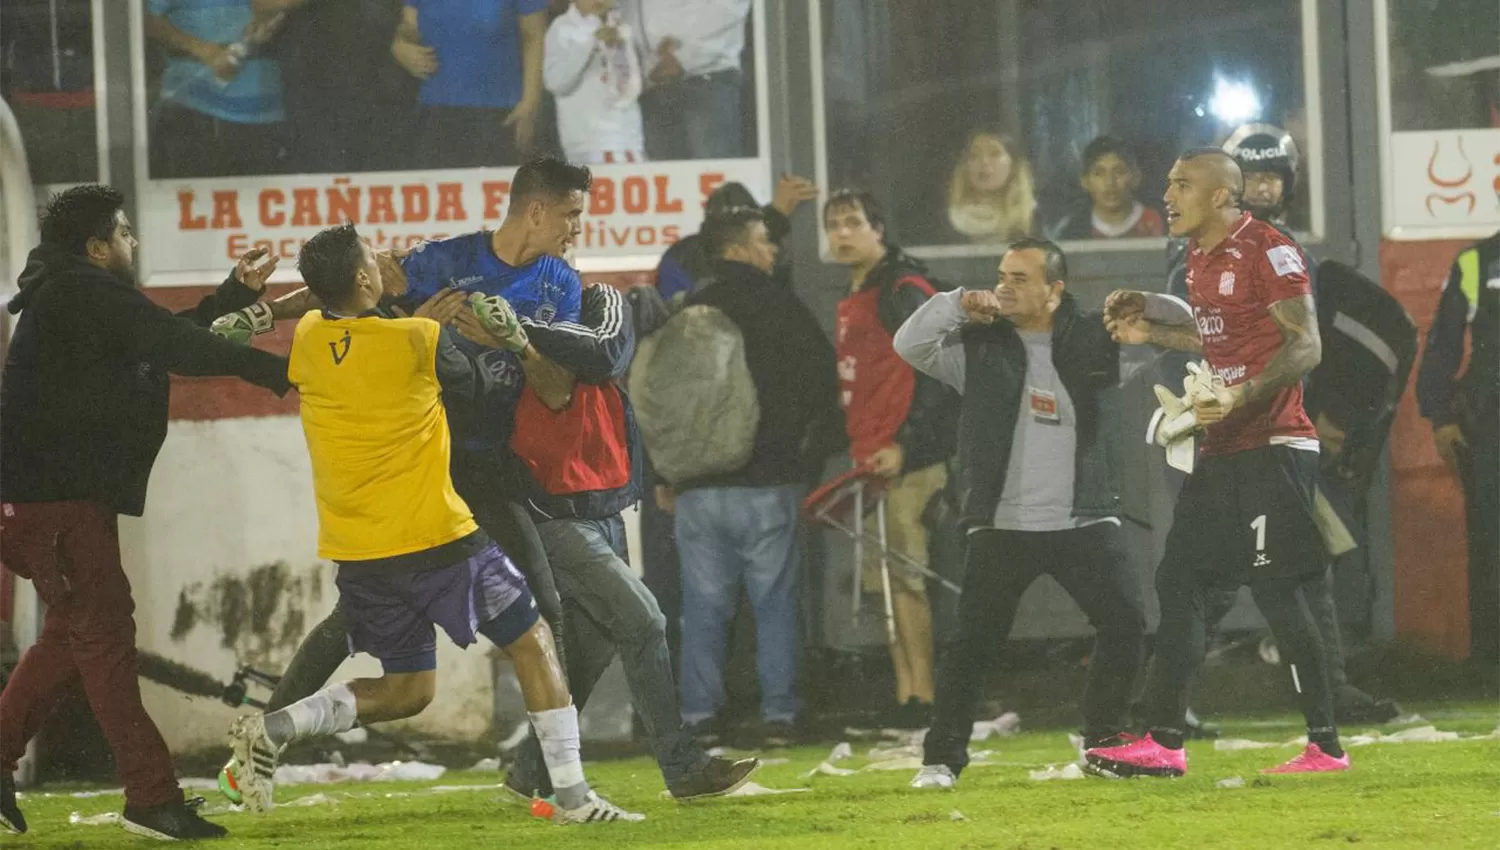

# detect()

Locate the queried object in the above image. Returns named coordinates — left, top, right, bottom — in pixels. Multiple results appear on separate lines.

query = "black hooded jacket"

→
left=1, top=246, right=291, bottom=516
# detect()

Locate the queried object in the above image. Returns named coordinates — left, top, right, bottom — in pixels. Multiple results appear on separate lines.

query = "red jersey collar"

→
left=1190, top=211, right=1254, bottom=258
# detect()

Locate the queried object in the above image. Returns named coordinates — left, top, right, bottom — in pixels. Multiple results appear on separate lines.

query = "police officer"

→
left=1416, top=232, right=1500, bottom=664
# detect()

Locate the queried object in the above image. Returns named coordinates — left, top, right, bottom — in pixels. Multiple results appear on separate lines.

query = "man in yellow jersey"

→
left=223, top=223, right=641, bottom=825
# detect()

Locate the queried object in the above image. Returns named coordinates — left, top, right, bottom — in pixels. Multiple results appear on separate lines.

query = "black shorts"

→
left=1161, top=445, right=1326, bottom=583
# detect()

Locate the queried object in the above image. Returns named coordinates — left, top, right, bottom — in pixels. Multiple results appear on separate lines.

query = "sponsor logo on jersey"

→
left=1266, top=244, right=1305, bottom=277
left=1219, top=271, right=1236, bottom=295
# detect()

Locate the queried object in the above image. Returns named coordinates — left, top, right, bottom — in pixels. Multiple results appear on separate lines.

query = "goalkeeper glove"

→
left=210, top=302, right=275, bottom=345
left=468, top=292, right=530, bottom=352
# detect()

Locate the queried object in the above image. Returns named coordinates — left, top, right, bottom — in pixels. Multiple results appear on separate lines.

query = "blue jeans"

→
left=675, top=485, right=802, bottom=724
left=642, top=69, right=745, bottom=160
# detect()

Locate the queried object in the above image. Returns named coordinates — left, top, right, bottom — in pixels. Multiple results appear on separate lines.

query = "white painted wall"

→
left=123, top=415, right=493, bottom=753
left=122, top=414, right=644, bottom=755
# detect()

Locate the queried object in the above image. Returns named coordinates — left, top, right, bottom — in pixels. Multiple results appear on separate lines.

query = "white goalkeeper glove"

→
left=210, top=302, right=275, bottom=345
left=1146, top=360, right=1225, bottom=474
left=468, top=292, right=530, bottom=352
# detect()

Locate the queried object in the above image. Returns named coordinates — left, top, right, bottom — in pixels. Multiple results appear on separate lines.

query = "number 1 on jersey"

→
left=1250, top=514, right=1267, bottom=551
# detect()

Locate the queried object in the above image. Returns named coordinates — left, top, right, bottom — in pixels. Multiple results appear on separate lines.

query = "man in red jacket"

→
left=826, top=189, right=958, bottom=728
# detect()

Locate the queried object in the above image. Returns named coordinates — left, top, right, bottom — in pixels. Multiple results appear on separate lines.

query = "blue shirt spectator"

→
left=146, top=0, right=283, bottom=124
left=408, top=0, right=549, bottom=109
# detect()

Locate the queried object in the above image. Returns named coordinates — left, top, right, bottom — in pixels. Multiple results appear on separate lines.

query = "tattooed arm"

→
left=1145, top=321, right=1204, bottom=354
left=1193, top=294, right=1321, bottom=424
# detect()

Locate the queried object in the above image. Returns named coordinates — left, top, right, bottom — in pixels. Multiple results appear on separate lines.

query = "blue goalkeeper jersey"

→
left=400, top=231, right=582, bottom=450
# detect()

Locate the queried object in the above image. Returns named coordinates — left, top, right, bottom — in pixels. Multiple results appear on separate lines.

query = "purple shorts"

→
left=335, top=544, right=538, bottom=673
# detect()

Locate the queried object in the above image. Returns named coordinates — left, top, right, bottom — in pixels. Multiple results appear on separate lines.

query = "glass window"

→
left=1, top=0, right=100, bottom=186
left=814, top=0, right=1317, bottom=252
left=137, top=0, right=762, bottom=179
left=1385, top=0, right=1498, bottom=132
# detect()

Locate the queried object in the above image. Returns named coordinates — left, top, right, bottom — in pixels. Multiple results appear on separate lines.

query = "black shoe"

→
left=668, top=756, right=760, bottom=800
left=687, top=719, right=723, bottom=748
left=122, top=799, right=228, bottom=841
left=1, top=773, right=25, bottom=835
left=1336, top=687, right=1402, bottom=725
left=884, top=698, right=934, bottom=730
left=503, top=766, right=551, bottom=802
left=1183, top=707, right=1220, bottom=740
left=761, top=721, right=797, bottom=749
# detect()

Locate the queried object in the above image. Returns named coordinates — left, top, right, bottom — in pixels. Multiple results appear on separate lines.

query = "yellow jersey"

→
left=288, top=311, right=478, bottom=561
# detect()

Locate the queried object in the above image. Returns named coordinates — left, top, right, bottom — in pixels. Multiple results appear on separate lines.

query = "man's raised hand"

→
left=960, top=289, right=1003, bottom=324
left=234, top=247, right=279, bottom=293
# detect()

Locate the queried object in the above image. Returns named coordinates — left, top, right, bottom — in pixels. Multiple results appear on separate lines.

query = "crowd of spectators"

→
left=137, top=0, right=758, bottom=178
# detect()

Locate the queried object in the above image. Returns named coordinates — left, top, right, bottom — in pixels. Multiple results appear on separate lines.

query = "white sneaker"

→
left=910, top=764, right=956, bottom=789
left=226, top=714, right=280, bottom=813
left=552, top=791, right=645, bottom=824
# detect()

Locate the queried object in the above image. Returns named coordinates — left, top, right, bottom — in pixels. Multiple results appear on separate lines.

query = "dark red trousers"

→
left=0, top=501, right=181, bottom=808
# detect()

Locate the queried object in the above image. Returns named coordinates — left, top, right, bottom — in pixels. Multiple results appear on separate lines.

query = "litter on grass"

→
left=1028, top=764, right=1085, bottom=782
left=272, top=761, right=446, bottom=786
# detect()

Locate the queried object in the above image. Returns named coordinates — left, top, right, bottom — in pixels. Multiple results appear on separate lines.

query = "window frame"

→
left=806, top=0, right=1328, bottom=264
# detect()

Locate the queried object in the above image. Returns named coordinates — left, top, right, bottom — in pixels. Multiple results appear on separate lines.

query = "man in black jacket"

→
left=0, top=185, right=290, bottom=840
left=896, top=239, right=1162, bottom=789
left=654, top=175, right=817, bottom=302
left=671, top=207, right=842, bottom=744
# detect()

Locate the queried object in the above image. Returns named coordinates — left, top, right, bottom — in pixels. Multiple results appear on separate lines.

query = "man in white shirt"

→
left=631, top=0, right=752, bottom=160
left=545, top=0, right=646, bottom=165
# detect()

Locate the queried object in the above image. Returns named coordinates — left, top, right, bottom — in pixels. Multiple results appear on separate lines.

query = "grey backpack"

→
left=628, top=305, right=760, bottom=486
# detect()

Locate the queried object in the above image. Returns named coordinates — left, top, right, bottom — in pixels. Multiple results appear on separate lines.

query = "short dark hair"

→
left=41, top=184, right=125, bottom=256
left=701, top=206, right=766, bottom=259
left=510, top=156, right=593, bottom=208
left=1006, top=237, right=1069, bottom=285
left=297, top=223, right=367, bottom=307
left=1081, top=135, right=1138, bottom=172
left=705, top=182, right=758, bottom=218
left=1178, top=147, right=1245, bottom=202
left=823, top=188, right=886, bottom=234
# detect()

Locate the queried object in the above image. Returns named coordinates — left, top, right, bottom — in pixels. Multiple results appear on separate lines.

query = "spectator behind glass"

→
left=145, top=0, right=286, bottom=177
left=946, top=131, right=1037, bottom=244
left=259, top=0, right=414, bottom=174
left=393, top=0, right=548, bottom=168
left=633, top=0, right=752, bottom=160
left=1, top=0, right=96, bottom=184
left=544, top=0, right=645, bottom=165
left=1048, top=136, right=1164, bottom=241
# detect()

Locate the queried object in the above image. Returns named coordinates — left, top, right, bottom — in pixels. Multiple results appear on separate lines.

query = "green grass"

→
left=10, top=703, right=1499, bottom=850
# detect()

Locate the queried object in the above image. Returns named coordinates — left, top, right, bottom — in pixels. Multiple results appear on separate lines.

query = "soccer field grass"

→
left=12, top=703, right=1499, bottom=849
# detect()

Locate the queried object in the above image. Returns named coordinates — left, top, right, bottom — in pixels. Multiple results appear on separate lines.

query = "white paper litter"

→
left=470, top=757, right=501, bottom=772
left=867, top=743, right=922, bottom=761
left=805, top=761, right=858, bottom=778
left=828, top=742, right=853, bottom=763
left=949, top=809, right=966, bottom=821
left=430, top=784, right=502, bottom=794
left=1028, top=764, right=1085, bottom=781
left=334, top=728, right=369, bottom=745
left=1214, top=738, right=1290, bottom=751
left=180, top=778, right=222, bottom=791
left=69, top=788, right=123, bottom=798
left=272, top=760, right=446, bottom=786
left=1384, top=725, right=1460, bottom=743
left=971, top=712, right=1021, bottom=741
left=1216, top=776, right=1245, bottom=789
left=861, top=756, right=925, bottom=771
left=1391, top=713, right=1427, bottom=726
left=69, top=811, right=122, bottom=826
left=726, top=781, right=809, bottom=797
left=282, top=792, right=337, bottom=808
left=759, top=758, right=791, bottom=766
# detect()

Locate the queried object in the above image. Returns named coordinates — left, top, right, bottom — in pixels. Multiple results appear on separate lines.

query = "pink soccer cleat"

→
left=1084, top=733, right=1187, bottom=778
left=1260, top=743, right=1351, bottom=775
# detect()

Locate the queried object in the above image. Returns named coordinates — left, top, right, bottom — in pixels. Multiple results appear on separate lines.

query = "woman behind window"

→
left=945, top=131, right=1038, bottom=244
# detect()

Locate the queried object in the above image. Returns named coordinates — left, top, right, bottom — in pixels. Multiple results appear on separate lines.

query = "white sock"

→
left=530, top=704, right=589, bottom=809
left=263, top=682, right=359, bottom=747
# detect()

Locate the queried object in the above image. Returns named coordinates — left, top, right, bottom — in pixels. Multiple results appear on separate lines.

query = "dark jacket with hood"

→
left=0, top=246, right=291, bottom=516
